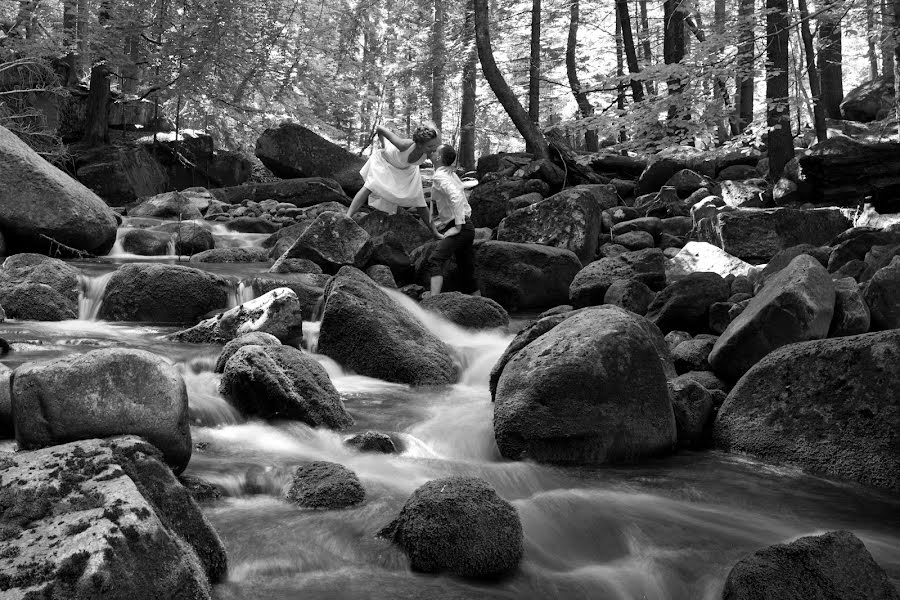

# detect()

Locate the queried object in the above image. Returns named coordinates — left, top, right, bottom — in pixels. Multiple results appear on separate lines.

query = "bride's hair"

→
left=412, top=125, right=439, bottom=144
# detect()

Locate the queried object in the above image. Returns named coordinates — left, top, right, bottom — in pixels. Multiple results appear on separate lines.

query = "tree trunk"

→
left=663, top=0, right=688, bottom=127
left=62, top=0, right=79, bottom=86
left=867, top=0, right=879, bottom=78
left=527, top=0, right=541, bottom=153
left=766, top=0, right=793, bottom=179
left=431, top=0, right=446, bottom=131
left=638, top=0, right=655, bottom=96
left=736, top=0, right=756, bottom=131
left=459, top=0, right=478, bottom=170
left=616, top=1, right=627, bottom=143
left=565, top=0, right=598, bottom=151
left=616, top=0, right=645, bottom=103
left=83, top=62, right=111, bottom=147
left=894, top=0, right=900, bottom=138
left=883, top=0, right=896, bottom=82
left=474, top=0, right=548, bottom=157
left=798, top=0, right=827, bottom=143
left=817, top=0, right=843, bottom=119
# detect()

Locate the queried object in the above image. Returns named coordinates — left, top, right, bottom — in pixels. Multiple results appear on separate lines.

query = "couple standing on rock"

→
left=345, top=125, right=478, bottom=298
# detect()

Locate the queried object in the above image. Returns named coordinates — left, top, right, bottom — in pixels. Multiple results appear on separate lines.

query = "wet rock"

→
left=496, top=184, right=615, bottom=263
left=379, top=477, right=523, bottom=578
left=224, top=216, right=281, bottom=234
left=646, top=272, right=730, bottom=334
left=829, top=277, right=870, bottom=337
left=709, top=255, right=836, bottom=380
left=420, top=292, right=509, bottom=329
left=468, top=178, right=549, bottom=229
left=494, top=306, right=676, bottom=464
left=863, top=255, right=900, bottom=330
left=190, top=247, right=271, bottom=263
left=475, top=241, right=582, bottom=311
left=170, top=288, right=304, bottom=344
left=0, top=253, right=80, bottom=320
left=99, top=263, right=230, bottom=323
left=672, top=337, right=717, bottom=373
left=268, top=257, right=323, bottom=274
left=0, top=124, right=118, bottom=256
left=214, top=332, right=282, bottom=373
left=285, top=461, right=365, bottom=509
left=722, top=530, right=899, bottom=599
left=121, top=228, right=172, bottom=256
left=357, top=209, right=433, bottom=254
left=219, top=344, right=352, bottom=428
left=210, top=178, right=349, bottom=208
left=569, top=248, right=666, bottom=308
left=12, top=348, right=192, bottom=472
left=155, top=222, right=215, bottom=256
left=245, top=273, right=327, bottom=320
left=345, top=431, right=397, bottom=454
left=714, top=330, right=900, bottom=491
left=0, top=437, right=227, bottom=598
left=670, top=377, right=715, bottom=447
left=179, top=475, right=223, bottom=504
left=666, top=242, right=756, bottom=283
left=130, top=191, right=203, bottom=220
left=603, top=278, right=655, bottom=315
left=318, top=267, right=459, bottom=385
left=366, top=264, right=398, bottom=288
left=275, top=211, right=372, bottom=274
left=369, top=231, right=413, bottom=281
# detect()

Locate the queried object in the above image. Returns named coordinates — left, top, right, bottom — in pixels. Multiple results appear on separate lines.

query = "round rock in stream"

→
left=285, top=461, right=365, bottom=509
left=379, top=477, right=523, bottom=578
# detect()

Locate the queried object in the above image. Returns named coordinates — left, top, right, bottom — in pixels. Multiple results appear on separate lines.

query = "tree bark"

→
left=798, top=0, right=828, bottom=143
left=83, top=62, right=111, bottom=146
left=616, top=0, right=645, bottom=103
left=459, top=0, right=478, bottom=170
left=527, top=0, right=541, bottom=153
left=736, top=0, right=756, bottom=131
left=616, top=1, right=626, bottom=143
left=638, top=0, right=655, bottom=96
left=663, top=0, right=688, bottom=127
left=766, top=0, right=793, bottom=179
left=883, top=0, right=896, bottom=81
left=817, top=0, right=844, bottom=119
left=431, top=0, right=446, bottom=131
left=62, top=0, right=79, bottom=86
left=867, top=0, right=879, bottom=78
left=474, top=0, right=548, bottom=157
left=566, top=0, right=598, bottom=151
left=894, top=0, right=900, bottom=138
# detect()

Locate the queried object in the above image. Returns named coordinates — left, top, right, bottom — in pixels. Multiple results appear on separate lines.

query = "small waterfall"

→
left=166, top=237, right=178, bottom=256
left=226, top=280, right=258, bottom=309
left=78, top=272, right=115, bottom=320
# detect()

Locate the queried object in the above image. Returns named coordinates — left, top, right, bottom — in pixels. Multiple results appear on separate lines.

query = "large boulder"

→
left=700, top=207, right=853, bottom=263
left=210, top=177, right=349, bottom=208
left=722, top=531, right=898, bottom=600
left=0, top=253, right=80, bottom=320
left=714, top=330, right=900, bottom=491
left=121, top=228, right=172, bottom=256
left=419, top=292, right=509, bottom=329
left=0, top=437, right=226, bottom=598
left=475, top=241, right=582, bottom=311
left=74, top=143, right=169, bottom=206
left=255, top=124, right=366, bottom=195
left=129, top=191, right=203, bottom=220
left=0, top=124, right=118, bottom=256
left=243, top=273, right=328, bottom=320
left=828, top=228, right=900, bottom=272
left=840, top=76, right=896, bottom=122
left=356, top=209, right=433, bottom=254
left=285, top=461, right=365, bottom=509
left=189, top=247, right=271, bottom=263
left=829, top=277, right=870, bottom=337
left=645, top=272, right=730, bottom=334
left=708, top=255, right=836, bottom=380
left=666, top=241, right=757, bottom=282
left=494, top=306, right=676, bottom=464
left=214, top=331, right=281, bottom=373
left=863, top=255, right=900, bottom=330
left=317, top=267, right=459, bottom=385
left=468, top=178, right=549, bottom=228
left=569, top=248, right=667, bottom=308
left=379, top=477, right=523, bottom=578
left=169, top=287, right=304, bottom=344
left=275, top=211, right=372, bottom=274
left=496, top=184, right=617, bottom=263
left=219, top=344, right=352, bottom=429
left=12, top=348, right=192, bottom=472
left=98, top=263, right=231, bottom=323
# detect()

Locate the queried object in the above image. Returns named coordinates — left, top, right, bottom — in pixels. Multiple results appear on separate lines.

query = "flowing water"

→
left=2, top=251, right=899, bottom=600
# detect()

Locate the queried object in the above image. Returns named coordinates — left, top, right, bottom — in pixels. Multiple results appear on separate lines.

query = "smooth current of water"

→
left=2, top=260, right=898, bottom=600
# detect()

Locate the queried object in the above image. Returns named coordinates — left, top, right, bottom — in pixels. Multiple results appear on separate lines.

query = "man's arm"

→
left=376, top=125, right=413, bottom=151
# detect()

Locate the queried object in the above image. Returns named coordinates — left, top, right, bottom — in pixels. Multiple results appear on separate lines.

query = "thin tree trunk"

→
left=616, top=1, right=627, bottom=143
left=766, top=0, right=793, bottom=178
left=664, top=0, right=688, bottom=127
left=736, top=0, right=756, bottom=131
left=431, top=0, right=446, bottom=131
left=894, top=0, right=900, bottom=137
left=817, top=0, right=844, bottom=118
left=527, top=0, right=541, bottom=153
left=883, top=0, right=896, bottom=80
left=638, top=0, right=655, bottom=96
left=474, top=0, right=548, bottom=157
left=459, top=0, right=478, bottom=170
left=616, top=0, right=645, bottom=103
left=566, top=0, right=598, bottom=151
left=62, top=0, right=78, bottom=86
left=867, top=0, right=879, bottom=78
left=83, top=62, right=111, bottom=146
left=798, top=0, right=827, bottom=143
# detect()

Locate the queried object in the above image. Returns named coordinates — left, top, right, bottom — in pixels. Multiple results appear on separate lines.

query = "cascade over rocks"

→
left=709, top=255, right=835, bottom=380
left=317, top=267, right=459, bottom=385
left=475, top=241, right=582, bottom=311
left=379, top=477, right=523, bottom=578
left=420, top=292, right=509, bottom=329
left=493, top=306, right=676, bottom=464
left=722, top=531, right=899, bottom=600
left=0, top=437, right=227, bottom=599
left=255, top=124, right=366, bottom=195
left=569, top=248, right=667, bottom=308
left=243, top=273, right=328, bottom=320
left=0, top=124, right=118, bottom=256
left=714, top=330, right=900, bottom=491
left=496, top=184, right=616, bottom=263
left=98, top=263, right=231, bottom=323
left=276, top=211, right=372, bottom=274
left=12, top=348, right=192, bottom=472
left=219, top=344, right=352, bottom=429
left=0, top=253, right=80, bottom=320
left=170, top=287, right=304, bottom=344
left=285, top=461, right=365, bottom=509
